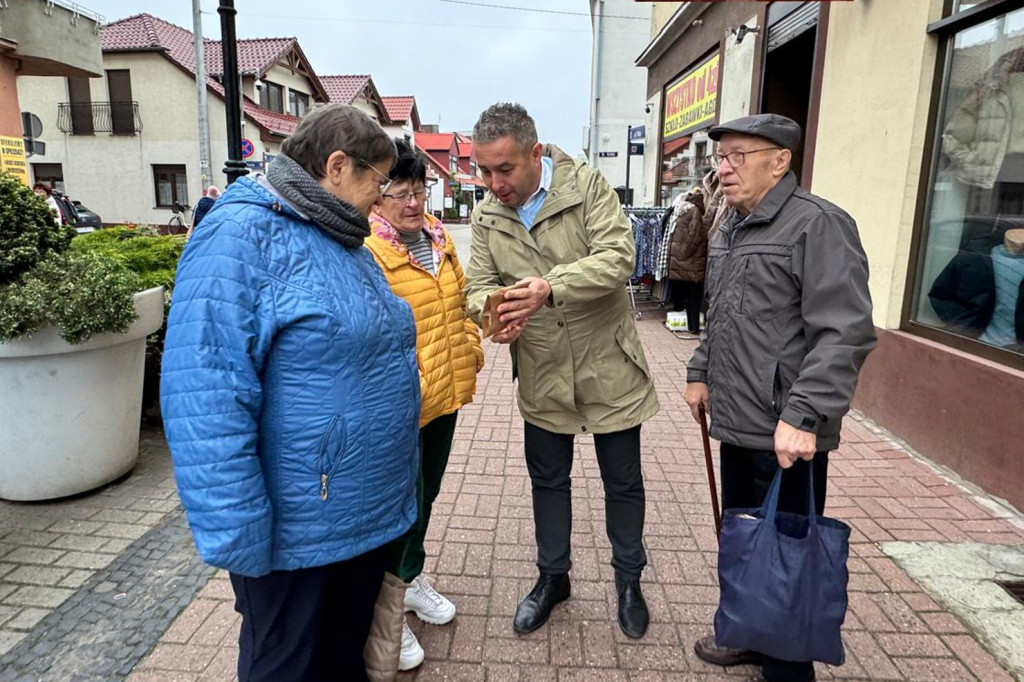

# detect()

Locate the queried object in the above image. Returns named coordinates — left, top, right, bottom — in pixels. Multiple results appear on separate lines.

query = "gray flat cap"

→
left=708, top=114, right=802, bottom=152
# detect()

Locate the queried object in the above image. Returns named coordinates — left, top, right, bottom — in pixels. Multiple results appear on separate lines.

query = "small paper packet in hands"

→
left=481, top=281, right=532, bottom=338
left=481, top=289, right=508, bottom=338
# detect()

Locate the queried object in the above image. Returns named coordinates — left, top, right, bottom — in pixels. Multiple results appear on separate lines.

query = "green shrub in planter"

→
left=0, top=251, right=141, bottom=344
left=0, top=171, right=143, bottom=344
left=71, top=227, right=185, bottom=292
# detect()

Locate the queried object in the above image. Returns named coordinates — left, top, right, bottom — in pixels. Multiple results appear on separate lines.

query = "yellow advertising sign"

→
left=0, top=136, right=29, bottom=185
left=663, top=54, right=720, bottom=141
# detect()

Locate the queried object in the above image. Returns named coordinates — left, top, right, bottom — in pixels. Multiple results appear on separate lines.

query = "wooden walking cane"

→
left=698, top=403, right=722, bottom=538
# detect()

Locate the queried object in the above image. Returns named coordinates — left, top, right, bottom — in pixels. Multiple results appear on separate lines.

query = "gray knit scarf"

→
left=266, top=153, right=370, bottom=248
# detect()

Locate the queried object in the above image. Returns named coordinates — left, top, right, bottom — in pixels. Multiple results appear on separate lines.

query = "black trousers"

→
left=230, top=547, right=388, bottom=682
left=720, top=443, right=829, bottom=682
left=670, top=280, right=704, bottom=333
left=524, top=421, right=647, bottom=579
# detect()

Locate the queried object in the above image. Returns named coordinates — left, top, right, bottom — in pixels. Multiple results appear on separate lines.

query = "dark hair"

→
left=388, top=138, right=427, bottom=185
left=33, top=182, right=50, bottom=195
left=473, top=102, right=538, bottom=154
left=281, top=103, right=396, bottom=180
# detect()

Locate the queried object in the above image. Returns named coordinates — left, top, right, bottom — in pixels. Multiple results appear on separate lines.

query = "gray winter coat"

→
left=687, top=172, right=877, bottom=452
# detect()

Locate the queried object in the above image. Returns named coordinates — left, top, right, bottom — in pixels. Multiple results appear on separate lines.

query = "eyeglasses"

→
left=712, top=147, right=782, bottom=169
left=348, top=153, right=393, bottom=195
left=382, top=188, right=428, bottom=205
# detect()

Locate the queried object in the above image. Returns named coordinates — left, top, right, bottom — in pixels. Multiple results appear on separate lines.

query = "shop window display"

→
left=916, top=8, right=1024, bottom=356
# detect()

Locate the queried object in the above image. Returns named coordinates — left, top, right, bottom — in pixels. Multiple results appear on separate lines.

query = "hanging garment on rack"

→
left=656, top=198, right=685, bottom=281
left=626, top=208, right=669, bottom=279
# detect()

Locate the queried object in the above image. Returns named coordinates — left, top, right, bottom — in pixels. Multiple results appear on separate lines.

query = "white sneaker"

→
left=404, top=575, right=457, bottom=625
left=399, top=618, right=425, bottom=671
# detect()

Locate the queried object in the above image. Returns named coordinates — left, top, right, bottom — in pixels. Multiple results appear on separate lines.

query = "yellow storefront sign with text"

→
left=0, top=136, right=29, bottom=185
left=663, top=54, right=720, bottom=141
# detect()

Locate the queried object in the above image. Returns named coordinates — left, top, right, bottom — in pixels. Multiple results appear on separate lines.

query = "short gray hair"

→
left=473, top=103, right=538, bottom=153
left=281, top=103, right=396, bottom=180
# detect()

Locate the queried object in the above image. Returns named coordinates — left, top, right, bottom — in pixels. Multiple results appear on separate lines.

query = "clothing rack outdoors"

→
left=624, top=206, right=671, bottom=319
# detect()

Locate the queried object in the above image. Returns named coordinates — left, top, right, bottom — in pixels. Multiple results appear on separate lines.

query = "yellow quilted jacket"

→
left=366, top=212, right=483, bottom=427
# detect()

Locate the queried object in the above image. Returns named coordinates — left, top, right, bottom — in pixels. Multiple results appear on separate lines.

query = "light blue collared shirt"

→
left=516, top=157, right=553, bottom=230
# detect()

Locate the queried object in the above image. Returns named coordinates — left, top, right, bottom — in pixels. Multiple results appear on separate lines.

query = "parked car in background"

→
left=71, top=201, right=103, bottom=231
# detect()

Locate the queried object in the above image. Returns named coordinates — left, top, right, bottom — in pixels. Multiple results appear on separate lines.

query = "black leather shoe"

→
left=694, top=634, right=764, bottom=666
left=615, top=575, right=649, bottom=639
left=513, top=574, right=571, bottom=635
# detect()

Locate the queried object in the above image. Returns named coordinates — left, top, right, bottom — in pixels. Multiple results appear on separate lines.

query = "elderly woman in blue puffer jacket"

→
left=160, top=104, right=420, bottom=682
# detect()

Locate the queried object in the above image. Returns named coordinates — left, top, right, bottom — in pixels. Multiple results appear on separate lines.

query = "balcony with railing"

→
left=57, top=102, right=143, bottom=135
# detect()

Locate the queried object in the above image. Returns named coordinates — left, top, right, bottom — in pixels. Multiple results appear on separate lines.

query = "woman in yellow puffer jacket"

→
left=364, top=139, right=483, bottom=673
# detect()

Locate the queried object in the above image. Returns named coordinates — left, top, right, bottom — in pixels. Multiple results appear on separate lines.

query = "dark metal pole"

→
left=219, top=0, right=248, bottom=184
left=624, top=125, right=632, bottom=207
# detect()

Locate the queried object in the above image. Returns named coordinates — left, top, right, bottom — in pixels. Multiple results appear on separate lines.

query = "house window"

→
left=909, top=3, right=1024, bottom=362
left=288, top=90, right=310, bottom=118
left=259, top=81, right=284, bottom=113
left=153, top=165, right=188, bottom=208
left=32, top=163, right=65, bottom=194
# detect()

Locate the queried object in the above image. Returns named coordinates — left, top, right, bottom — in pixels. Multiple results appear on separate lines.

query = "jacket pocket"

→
left=738, top=247, right=795, bottom=320
left=768, top=360, right=782, bottom=416
left=614, top=322, right=652, bottom=389
left=317, top=414, right=347, bottom=501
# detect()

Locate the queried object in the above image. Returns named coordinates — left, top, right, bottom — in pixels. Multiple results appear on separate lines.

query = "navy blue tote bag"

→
left=714, top=467, right=850, bottom=665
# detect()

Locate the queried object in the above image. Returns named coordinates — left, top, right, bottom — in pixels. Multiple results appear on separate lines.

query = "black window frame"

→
left=259, top=80, right=284, bottom=114
left=288, top=90, right=310, bottom=117
left=153, top=164, right=188, bottom=209
left=902, top=0, right=1024, bottom=371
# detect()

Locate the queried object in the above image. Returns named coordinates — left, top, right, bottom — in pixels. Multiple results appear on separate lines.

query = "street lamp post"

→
left=625, top=125, right=632, bottom=207
left=218, top=0, right=248, bottom=185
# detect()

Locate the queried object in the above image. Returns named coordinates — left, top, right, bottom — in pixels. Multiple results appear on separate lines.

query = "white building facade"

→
left=585, top=0, right=653, bottom=203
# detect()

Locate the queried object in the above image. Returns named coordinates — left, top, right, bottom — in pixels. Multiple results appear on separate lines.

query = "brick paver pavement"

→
left=125, top=316, right=1024, bottom=682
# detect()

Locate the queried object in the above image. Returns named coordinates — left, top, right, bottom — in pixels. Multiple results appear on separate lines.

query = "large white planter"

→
left=0, top=286, right=165, bottom=501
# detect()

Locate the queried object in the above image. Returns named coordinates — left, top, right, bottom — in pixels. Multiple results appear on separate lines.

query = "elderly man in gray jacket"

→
left=684, top=114, right=876, bottom=682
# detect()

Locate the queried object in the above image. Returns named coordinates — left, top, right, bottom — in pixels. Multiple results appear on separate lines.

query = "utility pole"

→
left=192, top=0, right=212, bottom=191
left=218, top=0, right=248, bottom=184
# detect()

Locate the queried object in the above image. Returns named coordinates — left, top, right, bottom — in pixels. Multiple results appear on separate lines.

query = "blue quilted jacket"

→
left=160, top=177, right=420, bottom=578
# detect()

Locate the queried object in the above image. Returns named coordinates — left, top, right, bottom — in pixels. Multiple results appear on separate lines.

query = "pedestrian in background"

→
left=668, top=185, right=708, bottom=336
left=33, top=182, right=61, bottom=225
left=189, top=185, right=220, bottom=235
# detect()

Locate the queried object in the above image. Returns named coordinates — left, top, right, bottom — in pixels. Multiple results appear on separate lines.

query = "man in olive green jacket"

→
left=465, top=103, right=660, bottom=640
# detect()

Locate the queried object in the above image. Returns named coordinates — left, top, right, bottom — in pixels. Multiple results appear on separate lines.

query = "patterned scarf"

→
left=369, top=211, right=447, bottom=270
left=266, top=153, right=370, bottom=248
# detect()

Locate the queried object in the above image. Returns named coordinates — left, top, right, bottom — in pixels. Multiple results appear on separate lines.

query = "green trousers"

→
left=388, top=411, right=458, bottom=582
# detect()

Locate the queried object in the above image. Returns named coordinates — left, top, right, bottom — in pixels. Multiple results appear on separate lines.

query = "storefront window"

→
left=913, top=7, right=1024, bottom=357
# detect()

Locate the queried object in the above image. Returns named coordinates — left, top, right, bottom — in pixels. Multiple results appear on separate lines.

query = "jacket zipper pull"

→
left=320, top=474, right=329, bottom=501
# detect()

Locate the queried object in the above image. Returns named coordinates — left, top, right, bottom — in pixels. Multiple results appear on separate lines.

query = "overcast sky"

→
left=78, top=0, right=624, bottom=155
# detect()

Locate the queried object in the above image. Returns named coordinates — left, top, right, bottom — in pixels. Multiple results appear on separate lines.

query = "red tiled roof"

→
left=416, top=143, right=449, bottom=175
left=417, top=132, right=456, bottom=152
left=206, top=38, right=294, bottom=76
left=458, top=141, right=474, bottom=159
left=100, top=14, right=304, bottom=138
left=244, top=104, right=301, bottom=137
left=320, top=75, right=370, bottom=105
left=103, top=15, right=295, bottom=76
left=381, top=96, right=415, bottom=123
left=662, top=135, right=690, bottom=157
